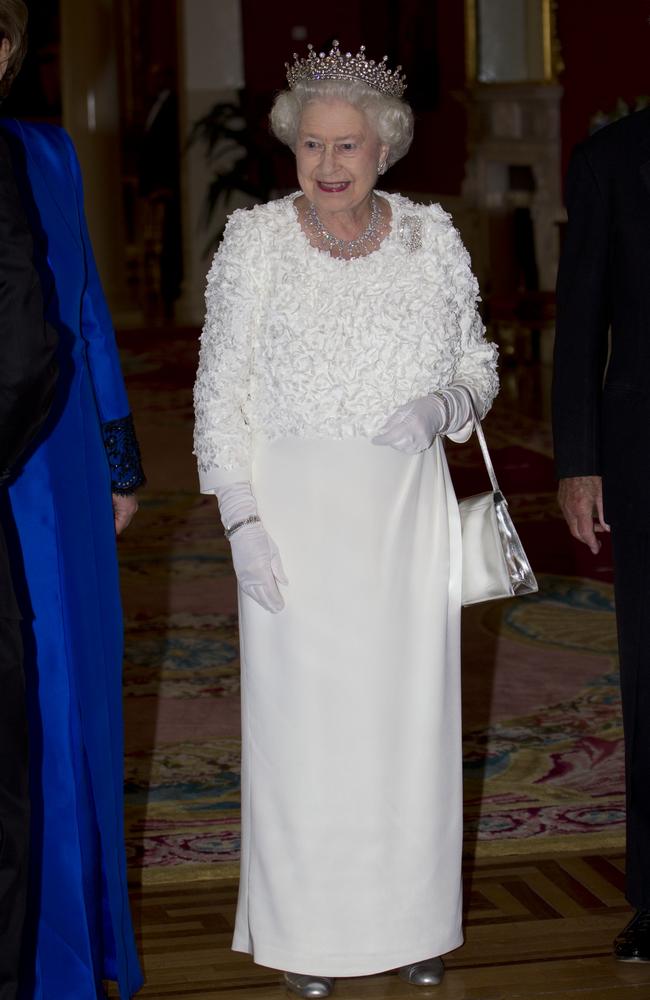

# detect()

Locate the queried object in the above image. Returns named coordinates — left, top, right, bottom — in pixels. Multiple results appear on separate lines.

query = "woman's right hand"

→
left=215, top=480, right=288, bottom=613
left=229, top=521, right=288, bottom=613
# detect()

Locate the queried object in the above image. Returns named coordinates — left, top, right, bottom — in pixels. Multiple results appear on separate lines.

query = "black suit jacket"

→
left=553, top=108, right=650, bottom=529
left=0, top=133, right=58, bottom=616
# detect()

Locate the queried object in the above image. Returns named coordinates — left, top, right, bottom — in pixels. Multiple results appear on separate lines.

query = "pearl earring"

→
left=378, top=160, right=387, bottom=175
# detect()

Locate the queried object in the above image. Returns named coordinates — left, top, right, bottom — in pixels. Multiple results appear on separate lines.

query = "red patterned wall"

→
left=558, top=0, right=650, bottom=172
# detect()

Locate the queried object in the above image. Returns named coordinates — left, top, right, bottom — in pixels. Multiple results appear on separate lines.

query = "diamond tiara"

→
left=285, top=40, right=407, bottom=99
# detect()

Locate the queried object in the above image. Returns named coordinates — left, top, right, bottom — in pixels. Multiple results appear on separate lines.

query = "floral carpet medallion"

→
left=125, top=738, right=241, bottom=876
left=124, top=612, right=240, bottom=699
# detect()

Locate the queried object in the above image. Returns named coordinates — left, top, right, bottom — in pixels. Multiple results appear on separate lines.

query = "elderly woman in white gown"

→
left=193, top=42, right=498, bottom=999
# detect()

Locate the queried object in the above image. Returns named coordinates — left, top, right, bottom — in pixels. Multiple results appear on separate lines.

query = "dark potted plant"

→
left=188, top=90, right=278, bottom=253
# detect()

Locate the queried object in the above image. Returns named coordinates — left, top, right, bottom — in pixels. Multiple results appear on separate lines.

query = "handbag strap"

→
left=467, top=396, right=502, bottom=495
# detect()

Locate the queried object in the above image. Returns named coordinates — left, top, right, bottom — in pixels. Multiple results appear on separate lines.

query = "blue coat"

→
left=1, top=120, right=143, bottom=998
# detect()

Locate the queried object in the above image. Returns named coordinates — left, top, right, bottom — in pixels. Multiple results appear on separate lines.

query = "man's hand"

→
left=112, top=493, right=138, bottom=536
left=557, top=475, right=609, bottom=555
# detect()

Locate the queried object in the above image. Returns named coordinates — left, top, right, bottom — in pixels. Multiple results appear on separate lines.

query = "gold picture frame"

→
left=465, top=0, right=561, bottom=85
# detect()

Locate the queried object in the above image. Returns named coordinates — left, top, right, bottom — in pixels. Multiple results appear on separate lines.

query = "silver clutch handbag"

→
left=458, top=402, right=538, bottom=606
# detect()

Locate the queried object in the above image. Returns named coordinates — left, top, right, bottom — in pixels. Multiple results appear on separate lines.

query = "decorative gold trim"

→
left=541, top=0, right=553, bottom=79
left=550, top=0, right=565, bottom=79
left=465, top=0, right=478, bottom=85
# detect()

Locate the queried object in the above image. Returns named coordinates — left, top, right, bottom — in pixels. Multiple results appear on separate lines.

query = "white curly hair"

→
left=270, top=78, right=414, bottom=169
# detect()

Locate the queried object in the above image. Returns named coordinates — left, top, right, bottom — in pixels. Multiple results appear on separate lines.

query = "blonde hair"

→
left=270, top=78, right=414, bottom=169
left=0, top=0, right=27, bottom=99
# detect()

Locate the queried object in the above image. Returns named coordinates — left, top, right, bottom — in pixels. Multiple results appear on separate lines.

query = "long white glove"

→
left=372, top=385, right=474, bottom=453
left=215, top=481, right=287, bottom=613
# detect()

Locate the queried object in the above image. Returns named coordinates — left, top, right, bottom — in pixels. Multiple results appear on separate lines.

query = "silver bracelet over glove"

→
left=215, top=481, right=288, bottom=613
left=224, top=514, right=261, bottom=539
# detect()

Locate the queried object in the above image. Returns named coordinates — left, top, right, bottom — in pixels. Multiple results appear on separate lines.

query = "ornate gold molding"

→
left=549, top=0, right=565, bottom=80
left=465, top=0, right=478, bottom=86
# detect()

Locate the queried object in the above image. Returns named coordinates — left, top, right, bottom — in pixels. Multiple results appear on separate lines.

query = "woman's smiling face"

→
left=295, top=99, right=388, bottom=219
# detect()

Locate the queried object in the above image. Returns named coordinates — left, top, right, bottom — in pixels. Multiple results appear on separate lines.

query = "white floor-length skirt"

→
left=232, top=434, right=464, bottom=977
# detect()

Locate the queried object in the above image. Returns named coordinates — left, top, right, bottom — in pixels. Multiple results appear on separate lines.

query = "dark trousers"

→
left=611, top=527, right=650, bottom=909
left=0, top=618, right=28, bottom=999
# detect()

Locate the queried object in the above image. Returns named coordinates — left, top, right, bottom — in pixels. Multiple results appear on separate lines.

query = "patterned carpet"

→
left=118, top=329, right=624, bottom=883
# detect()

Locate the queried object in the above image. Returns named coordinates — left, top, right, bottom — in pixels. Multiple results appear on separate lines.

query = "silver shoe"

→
left=398, top=956, right=444, bottom=986
left=283, top=972, right=335, bottom=998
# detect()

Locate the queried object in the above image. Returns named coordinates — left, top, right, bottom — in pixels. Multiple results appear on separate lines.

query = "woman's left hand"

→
left=372, top=395, right=447, bottom=454
left=112, top=492, right=139, bottom=535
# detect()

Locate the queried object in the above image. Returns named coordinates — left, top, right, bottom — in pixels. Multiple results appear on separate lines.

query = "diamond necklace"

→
left=306, top=194, right=381, bottom=258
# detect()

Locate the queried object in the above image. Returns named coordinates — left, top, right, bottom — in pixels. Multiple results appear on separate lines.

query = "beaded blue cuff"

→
left=102, top=413, right=145, bottom=495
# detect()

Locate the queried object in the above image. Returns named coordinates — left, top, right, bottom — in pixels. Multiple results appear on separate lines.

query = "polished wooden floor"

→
left=110, top=851, right=650, bottom=1000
